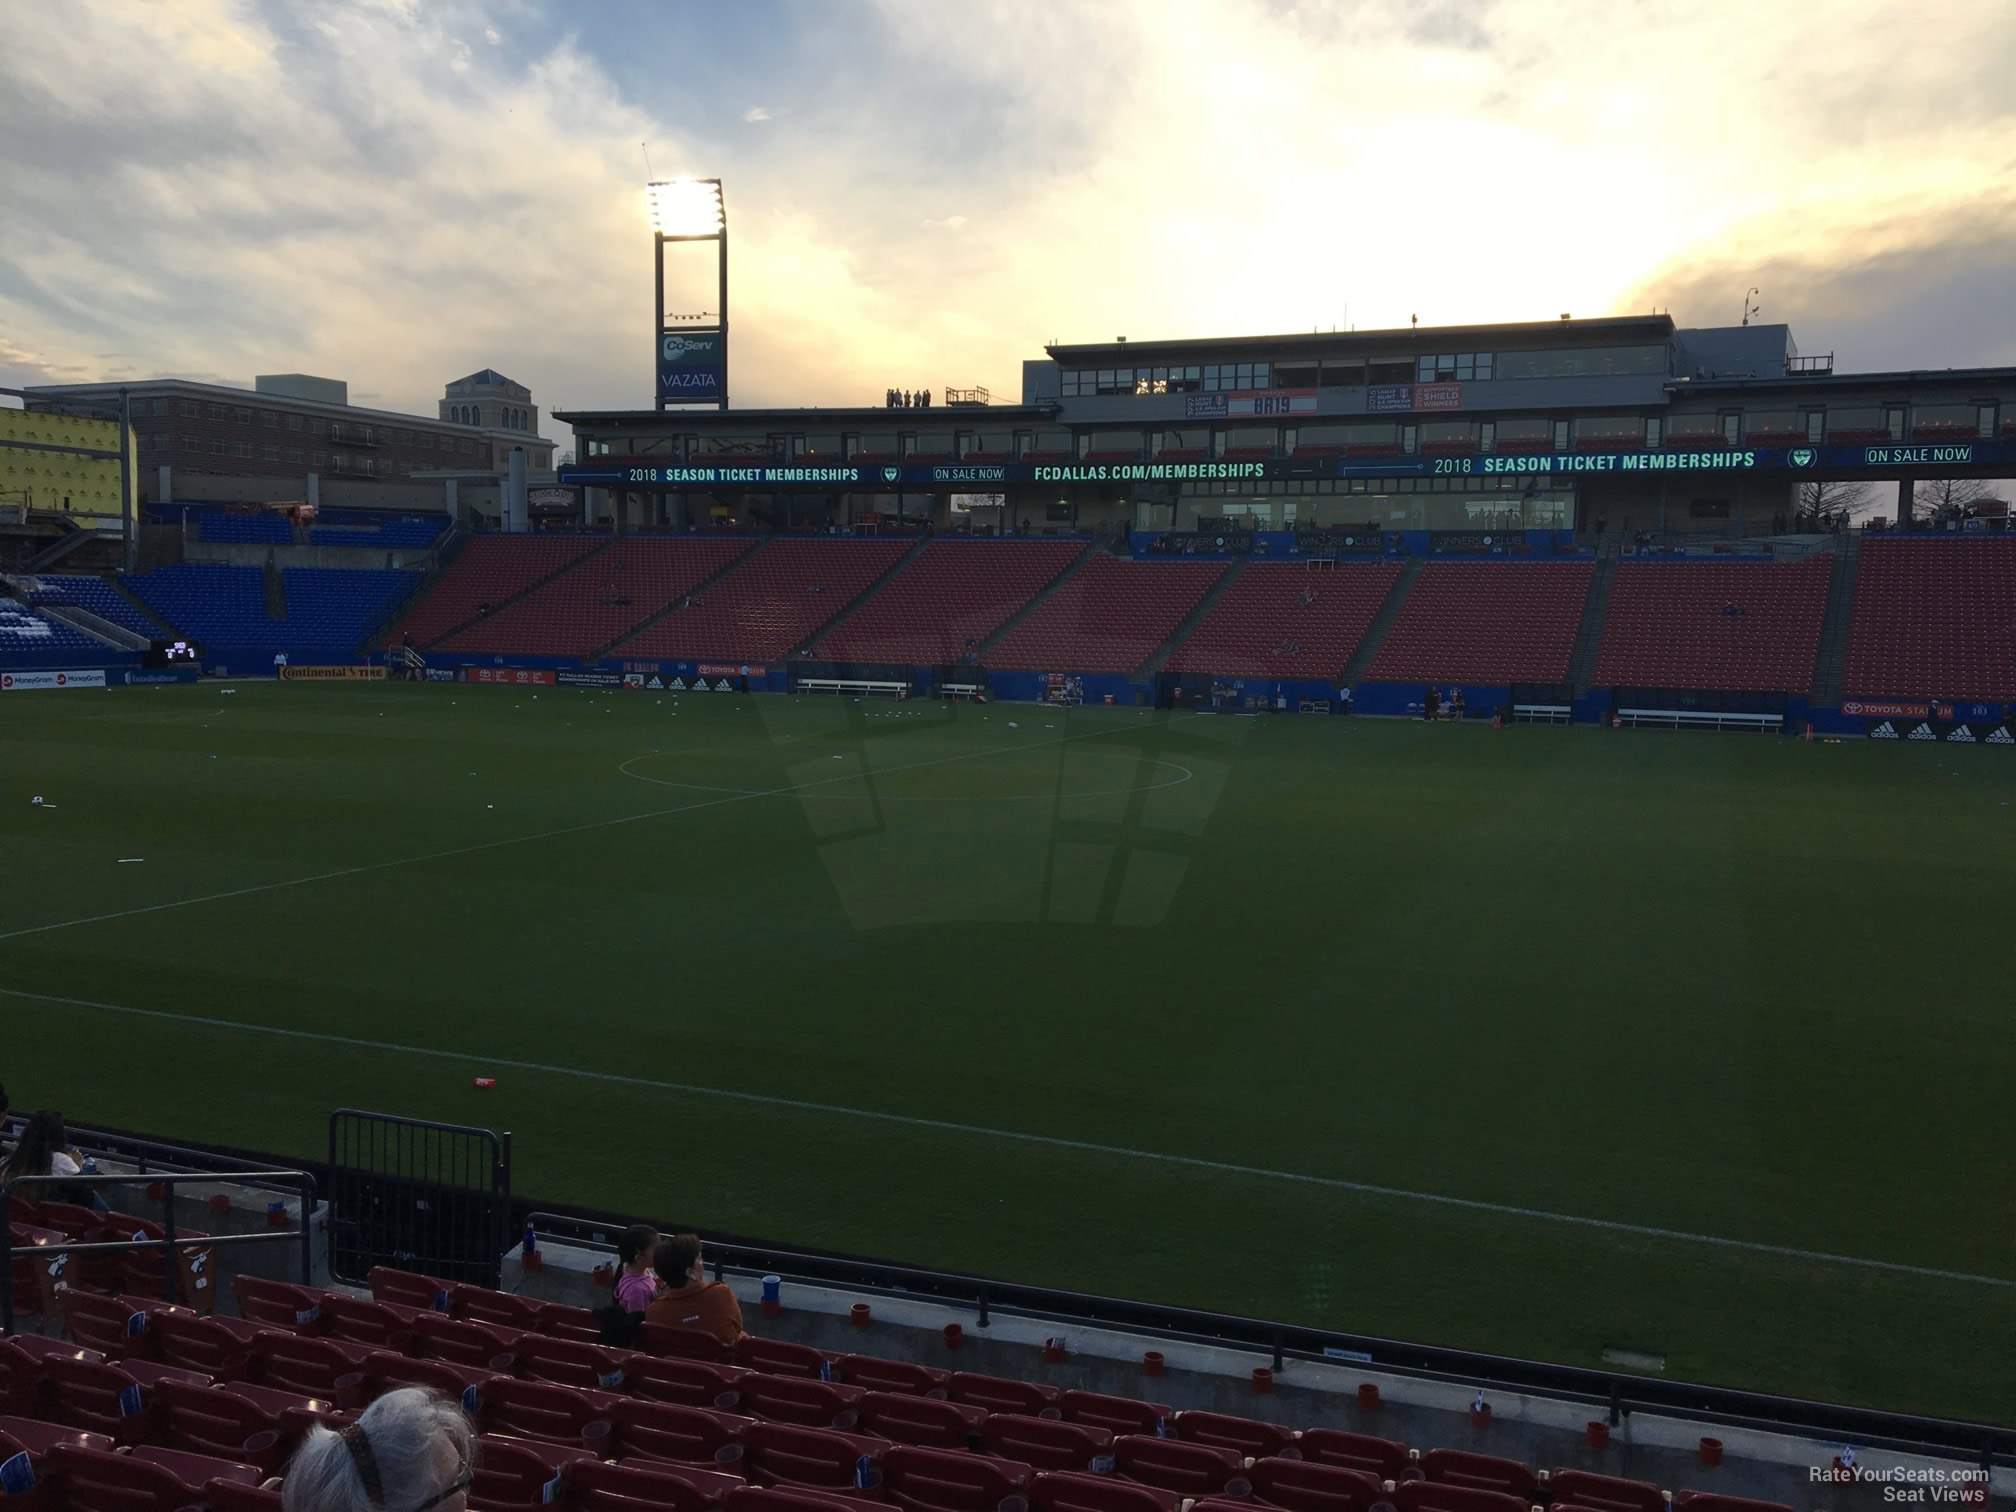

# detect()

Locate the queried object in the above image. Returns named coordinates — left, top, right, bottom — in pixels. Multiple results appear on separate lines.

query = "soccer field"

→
left=3, top=682, right=2011, bottom=1422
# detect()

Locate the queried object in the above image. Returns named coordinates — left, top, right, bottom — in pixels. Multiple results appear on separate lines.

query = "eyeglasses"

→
left=412, top=1464, right=473, bottom=1512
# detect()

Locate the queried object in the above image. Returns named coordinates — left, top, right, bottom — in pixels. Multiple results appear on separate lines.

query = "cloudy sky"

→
left=4, top=0, right=2014, bottom=454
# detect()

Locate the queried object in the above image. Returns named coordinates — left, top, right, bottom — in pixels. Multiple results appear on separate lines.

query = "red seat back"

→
left=479, top=1378, right=616, bottom=1452
left=1545, top=1472, right=1665, bottom=1512
left=1421, top=1450, right=1537, bottom=1499
left=367, top=1266, right=454, bottom=1312
left=151, top=1378, right=284, bottom=1469
left=640, top=1324, right=733, bottom=1363
left=471, top=1434, right=583, bottom=1511
left=981, top=1414, right=1111, bottom=1473
left=538, top=1304, right=605, bottom=1346
left=854, top=1392, right=984, bottom=1450
left=830, top=1356, right=948, bottom=1397
left=409, top=1314, right=520, bottom=1371
left=58, top=1294, right=152, bottom=1359
left=42, top=1357, right=150, bottom=1444
left=1297, top=1430, right=1412, bottom=1481
left=1247, top=1458, right=1387, bottom=1512
left=561, top=1456, right=742, bottom=1512
left=734, top=1373, right=862, bottom=1430
left=229, top=1276, right=325, bottom=1333
left=1030, top=1471, right=1174, bottom=1512
left=248, top=1331, right=370, bottom=1396
left=728, top=1487, right=887, bottom=1512
left=946, top=1372, right=1057, bottom=1417
left=515, top=1334, right=632, bottom=1391
left=880, top=1446, right=1031, bottom=1512
left=624, top=1355, right=747, bottom=1410
left=1110, top=1435, right=1242, bottom=1497
left=606, top=1399, right=750, bottom=1467
left=453, top=1285, right=545, bottom=1331
left=734, top=1338, right=831, bottom=1381
left=1059, top=1392, right=1169, bottom=1439
left=47, top=1441, right=249, bottom=1512
left=740, top=1422, right=880, bottom=1493
left=148, top=1309, right=254, bottom=1379
left=346, top=1350, right=493, bottom=1412
left=320, top=1294, right=419, bottom=1352
left=1173, top=1410, right=1296, bottom=1458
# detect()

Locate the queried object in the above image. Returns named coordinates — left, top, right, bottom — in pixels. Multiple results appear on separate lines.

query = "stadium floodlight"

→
left=648, top=178, right=728, bottom=411
left=647, top=178, right=725, bottom=237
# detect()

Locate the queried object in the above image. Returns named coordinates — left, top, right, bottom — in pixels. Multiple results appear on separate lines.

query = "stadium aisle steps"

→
left=982, top=557, right=1226, bottom=676
left=783, top=532, right=932, bottom=656
left=1566, top=558, right=1618, bottom=695
left=1143, top=559, right=1248, bottom=677
left=1165, top=561, right=1405, bottom=682
left=434, top=537, right=755, bottom=659
left=1339, top=556, right=1424, bottom=684
left=970, top=546, right=1099, bottom=659
left=1366, top=561, right=1593, bottom=685
left=21, top=575, right=175, bottom=640
left=810, top=539, right=1089, bottom=667
left=1807, top=540, right=1859, bottom=701
left=608, top=538, right=914, bottom=663
left=583, top=536, right=767, bottom=660
left=380, top=535, right=610, bottom=650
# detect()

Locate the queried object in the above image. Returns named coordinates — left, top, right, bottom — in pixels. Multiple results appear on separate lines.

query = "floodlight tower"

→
left=648, top=178, right=728, bottom=411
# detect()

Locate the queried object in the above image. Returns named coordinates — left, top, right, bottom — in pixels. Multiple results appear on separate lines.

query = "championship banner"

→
left=278, top=665, right=386, bottom=682
left=466, top=667, right=557, bottom=686
left=1, top=669, right=107, bottom=691
left=1224, top=388, right=1317, bottom=418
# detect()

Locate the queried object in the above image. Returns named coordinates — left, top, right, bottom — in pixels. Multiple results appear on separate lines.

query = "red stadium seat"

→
left=623, top=1355, right=749, bottom=1410
left=477, top=1377, right=618, bottom=1453
left=828, top=1357, right=948, bottom=1398
left=46, top=1442, right=256, bottom=1512
left=604, top=1399, right=751, bottom=1467
left=94, top=1217, right=214, bottom=1314
left=0, top=1413, right=113, bottom=1512
left=852, top=1391, right=984, bottom=1450
left=732, top=1340, right=833, bottom=1383
left=245, top=1331, right=372, bottom=1397
left=980, top=1413, right=1111, bottom=1472
left=319, top=1293, right=423, bottom=1352
left=946, top=1373, right=1058, bottom=1418
left=811, top=540, right=1084, bottom=666
left=1422, top=1449, right=1538, bottom=1499
left=203, top=1481, right=286, bottom=1512
left=984, top=559, right=1225, bottom=675
left=379, top=536, right=606, bottom=651
left=1297, top=1430, right=1413, bottom=1481
left=408, top=1315, right=521, bottom=1373
left=145, top=1309, right=260, bottom=1379
left=1367, top=561, right=1593, bottom=684
left=0, top=1338, right=101, bottom=1421
left=41, top=1354, right=159, bottom=1445
left=1843, top=539, right=2016, bottom=700
left=1246, top=1458, right=1388, bottom=1512
left=470, top=1433, right=591, bottom=1511
left=230, top=1276, right=325, bottom=1333
left=538, top=1305, right=606, bottom=1347
left=1109, top=1434, right=1243, bottom=1497
left=367, top=1266, right=454, bottom=1313
left=453, top=1286, right=547, bottom=1332
left=58, top=1293, right=154, bottom=1360
left=337, top=1349, right=496, bottom=1412
left=1543, top=1469, right=1667, bottom=1512
left=1172, top=1409, right=1297, bottom=1458
left=1029, top=1471, right=1178, bottom=1512
left=1593, top=558, right=1833, bottom=694
left=729, top=1488, right=888, bottom=1512
left=1672, top=1496, right=1794, bottom=1512
left=1392, top=1481, right=1532, bottom=1512
left=879, top=1445, right=1032, bottom=1512
left=739, top=1421, right=883, bottom=1493
left=732, top=1373, right=863, bottom=1430
left=513, top=1335, right=633, bottom=1392
left=8, top=1224, right=67, bottom=1322
left=560, top=1456, right=745, bottom=1512
left=150, top=1377, right=295, bottom=1472
left=1057, top=1392, right=1169, bottom=1439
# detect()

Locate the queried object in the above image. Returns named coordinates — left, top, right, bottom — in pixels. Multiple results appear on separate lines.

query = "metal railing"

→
left=524, top=1206, right=2014, bottom=1473
left=1, top=1166, right=318, bottom=1335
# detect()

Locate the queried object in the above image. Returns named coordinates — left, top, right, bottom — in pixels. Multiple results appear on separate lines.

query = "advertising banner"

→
left=658, top=332, right=725, bottom=403
left=1842, top=700, right=1946, bottom=719
left=1, top=669, right=107, bottom=691
left=1415, top=382, right=1463, bottom=410
left=466, top=667, right=557, bottom=686
left=279, top=665, right=386, bottom=682
left=556, top=670, right=624, bottom=689
left=116, top=668, right=200, bottom=687
left=698, top=663, right=766, bottom=678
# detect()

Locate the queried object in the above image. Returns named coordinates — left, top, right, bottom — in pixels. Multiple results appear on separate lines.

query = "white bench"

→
left=1618, top=707, right=1782, bottom=733
left=940, top=682, right=984, bottom=700
left=1513, top=703, right=1572, bottom=724
left=796, top=677, right=909, bottom=698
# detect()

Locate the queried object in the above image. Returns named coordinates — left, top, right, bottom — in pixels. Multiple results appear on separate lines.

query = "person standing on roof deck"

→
left=644, top=1232, right=745, bottom=1345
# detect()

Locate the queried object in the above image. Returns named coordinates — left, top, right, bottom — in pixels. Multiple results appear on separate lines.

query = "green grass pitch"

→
left=3, top=682, right=2012, bottom=1423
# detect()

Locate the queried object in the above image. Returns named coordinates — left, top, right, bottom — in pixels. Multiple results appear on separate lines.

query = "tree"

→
left=1912, top=476, right=1993, bottom=524
left=1796, top=478, right=1879, bottom=530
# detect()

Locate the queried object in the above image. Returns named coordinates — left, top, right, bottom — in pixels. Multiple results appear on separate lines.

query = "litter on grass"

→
left=117, top=858, right=144, bottom=864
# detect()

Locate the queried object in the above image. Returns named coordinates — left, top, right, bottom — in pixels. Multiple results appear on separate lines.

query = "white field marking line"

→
left=0, top=714, right=1196, bottom=944
left=3, top=986, right=2007, bottom=1292
left=617, top=748, right=1195, bottom=803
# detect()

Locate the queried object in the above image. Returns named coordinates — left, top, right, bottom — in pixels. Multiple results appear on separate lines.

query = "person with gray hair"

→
left=281, top=1388, right=474, bottom=1512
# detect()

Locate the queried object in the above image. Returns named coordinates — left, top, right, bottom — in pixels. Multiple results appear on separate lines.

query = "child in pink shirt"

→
left=614, top=1225, right=663, bottom=1314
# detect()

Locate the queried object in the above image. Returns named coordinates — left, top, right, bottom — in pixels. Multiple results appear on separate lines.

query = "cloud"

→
left=0, top=0, right=2011, bottom=445
left=483, top=26, right=500, bottom=44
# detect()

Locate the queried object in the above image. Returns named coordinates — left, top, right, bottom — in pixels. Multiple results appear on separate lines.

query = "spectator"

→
left=613, top=1225, right=662, bottom=1315
left=1451, top=688, right=1468, bottom=720
left=1, top=1111, right=105, bottom=1210
left=645, top=1232, right=745, bottom=1345
left=1423, top=687, right=1441, bottom=721
left=281, top=1387, right=473, bottom=1512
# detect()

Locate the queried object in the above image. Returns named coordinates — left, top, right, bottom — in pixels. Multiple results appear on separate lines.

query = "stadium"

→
left=6, top=178, right=2016, bottom=1512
